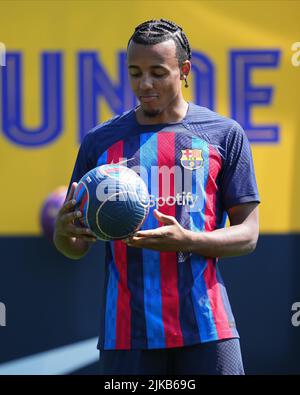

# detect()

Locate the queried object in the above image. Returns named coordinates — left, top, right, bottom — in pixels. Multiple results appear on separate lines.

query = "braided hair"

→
left=127, top=19, right=191, bottom=66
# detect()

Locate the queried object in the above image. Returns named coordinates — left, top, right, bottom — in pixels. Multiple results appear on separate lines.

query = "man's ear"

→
left=180, top=60, right=191, bottom=78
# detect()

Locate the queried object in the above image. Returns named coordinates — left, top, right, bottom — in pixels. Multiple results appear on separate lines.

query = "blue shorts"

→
left=99, top=338, right=245, bottom=375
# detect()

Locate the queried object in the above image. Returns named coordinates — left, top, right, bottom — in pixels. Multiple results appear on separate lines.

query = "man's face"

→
left=127, top=39, right=183, bottom=118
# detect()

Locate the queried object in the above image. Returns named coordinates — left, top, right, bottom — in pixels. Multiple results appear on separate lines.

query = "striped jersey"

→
left=69, top=103, right=260, bottom=350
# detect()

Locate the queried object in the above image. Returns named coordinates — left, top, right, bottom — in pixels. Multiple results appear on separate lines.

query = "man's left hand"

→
left=122, top=209, right=190, bottom=252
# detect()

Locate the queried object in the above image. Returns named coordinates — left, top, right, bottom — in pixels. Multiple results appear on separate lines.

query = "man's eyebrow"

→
left=151, top=65, right=167, bottom=70
left=128, top=65, right=168, bottom=69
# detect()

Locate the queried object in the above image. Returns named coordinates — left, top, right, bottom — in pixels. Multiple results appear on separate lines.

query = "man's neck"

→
left=135, top=100, right=189, bottom=125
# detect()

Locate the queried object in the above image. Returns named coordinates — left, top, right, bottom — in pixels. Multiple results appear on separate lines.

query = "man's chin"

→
left=142, top=107, right=161, bottom=118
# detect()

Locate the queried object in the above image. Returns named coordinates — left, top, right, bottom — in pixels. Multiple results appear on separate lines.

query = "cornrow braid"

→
left=127, top=19, right=192, bottom=66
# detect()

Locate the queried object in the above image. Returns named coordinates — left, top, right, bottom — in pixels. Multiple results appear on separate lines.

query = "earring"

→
left=184, top=76, right=189, bottom=88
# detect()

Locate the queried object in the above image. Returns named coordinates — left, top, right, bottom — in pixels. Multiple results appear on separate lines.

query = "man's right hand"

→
left=53, top=182, right=97, bottom=259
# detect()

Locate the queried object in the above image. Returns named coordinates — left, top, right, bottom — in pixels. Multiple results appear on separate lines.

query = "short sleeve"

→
left=220, top=123, right=260, bottom=210
left=66, top=133, right=95, bottom=196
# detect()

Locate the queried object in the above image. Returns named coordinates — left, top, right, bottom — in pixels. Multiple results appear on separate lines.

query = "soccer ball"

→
left=40, top=186, right=67, bottom=242
left=73, top=164, right=150, bottom=241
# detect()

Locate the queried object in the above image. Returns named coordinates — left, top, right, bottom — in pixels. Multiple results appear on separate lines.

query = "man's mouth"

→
left=139, top=95, right=158, bottom=103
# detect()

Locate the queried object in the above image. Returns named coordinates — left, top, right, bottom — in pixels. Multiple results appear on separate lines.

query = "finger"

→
left=78, top=236, right=97, bottom=243
left=59, top=182, right=78, bottom=216
left=125, top=239, right=142, bottom=248
left=69, top=234, right=97, bottom=243
left=74, top=224, right=96, bottom=237
left=121, top=236, right=137, bottom=245
left=134, top=229, right=162, bottom=238
left=66, top=223, right=96, bottom=238
left=59, top=200, right=78, bottom=216
left=61, top=210, right=82, bottom=224
left=153, top=209, right=175, bottom=225
left=65, top=182, right=78, bottom=202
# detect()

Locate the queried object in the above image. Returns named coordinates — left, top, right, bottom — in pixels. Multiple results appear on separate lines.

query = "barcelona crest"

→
left=180, top=149, right=203, bottom=170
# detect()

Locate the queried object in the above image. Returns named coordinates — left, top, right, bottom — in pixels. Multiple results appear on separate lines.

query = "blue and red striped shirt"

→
left=69, top=103, right=260, bottom=350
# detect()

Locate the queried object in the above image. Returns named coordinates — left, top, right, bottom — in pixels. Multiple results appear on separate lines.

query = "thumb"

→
left=154, top=209, right=175, bottom=225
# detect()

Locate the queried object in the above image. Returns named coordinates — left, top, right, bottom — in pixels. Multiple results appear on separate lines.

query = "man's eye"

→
left=129, top=72, right=165, bottom=78
left=153, top=73, right=165, bottom=78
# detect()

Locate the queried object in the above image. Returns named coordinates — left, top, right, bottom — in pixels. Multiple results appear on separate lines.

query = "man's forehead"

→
left=127, top=39, right=177, bottom=63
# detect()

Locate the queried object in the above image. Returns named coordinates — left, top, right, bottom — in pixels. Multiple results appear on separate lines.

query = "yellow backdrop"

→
left=0, top=0, right=299, bottom=234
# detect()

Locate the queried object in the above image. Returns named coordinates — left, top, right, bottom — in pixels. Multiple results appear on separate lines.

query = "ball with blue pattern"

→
left=73, top=164, right=150, bottom=241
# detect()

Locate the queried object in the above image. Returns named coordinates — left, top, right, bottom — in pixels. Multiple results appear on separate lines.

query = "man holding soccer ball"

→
left=54, top=19, right=259, bottom=375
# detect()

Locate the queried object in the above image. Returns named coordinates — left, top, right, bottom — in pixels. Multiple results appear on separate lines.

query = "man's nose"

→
left=139, top=74, right=153, bottom=89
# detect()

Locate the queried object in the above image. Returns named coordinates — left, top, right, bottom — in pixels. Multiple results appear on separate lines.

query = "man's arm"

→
left=186, top=202, right=259, bottom=258
left=125, top=202, right=259, bottom=258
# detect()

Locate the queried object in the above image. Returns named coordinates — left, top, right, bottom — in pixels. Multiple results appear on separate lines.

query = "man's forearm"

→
left=53, top=232, right=92, bottom=260
left=184, top=223, right=258, bottom=258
